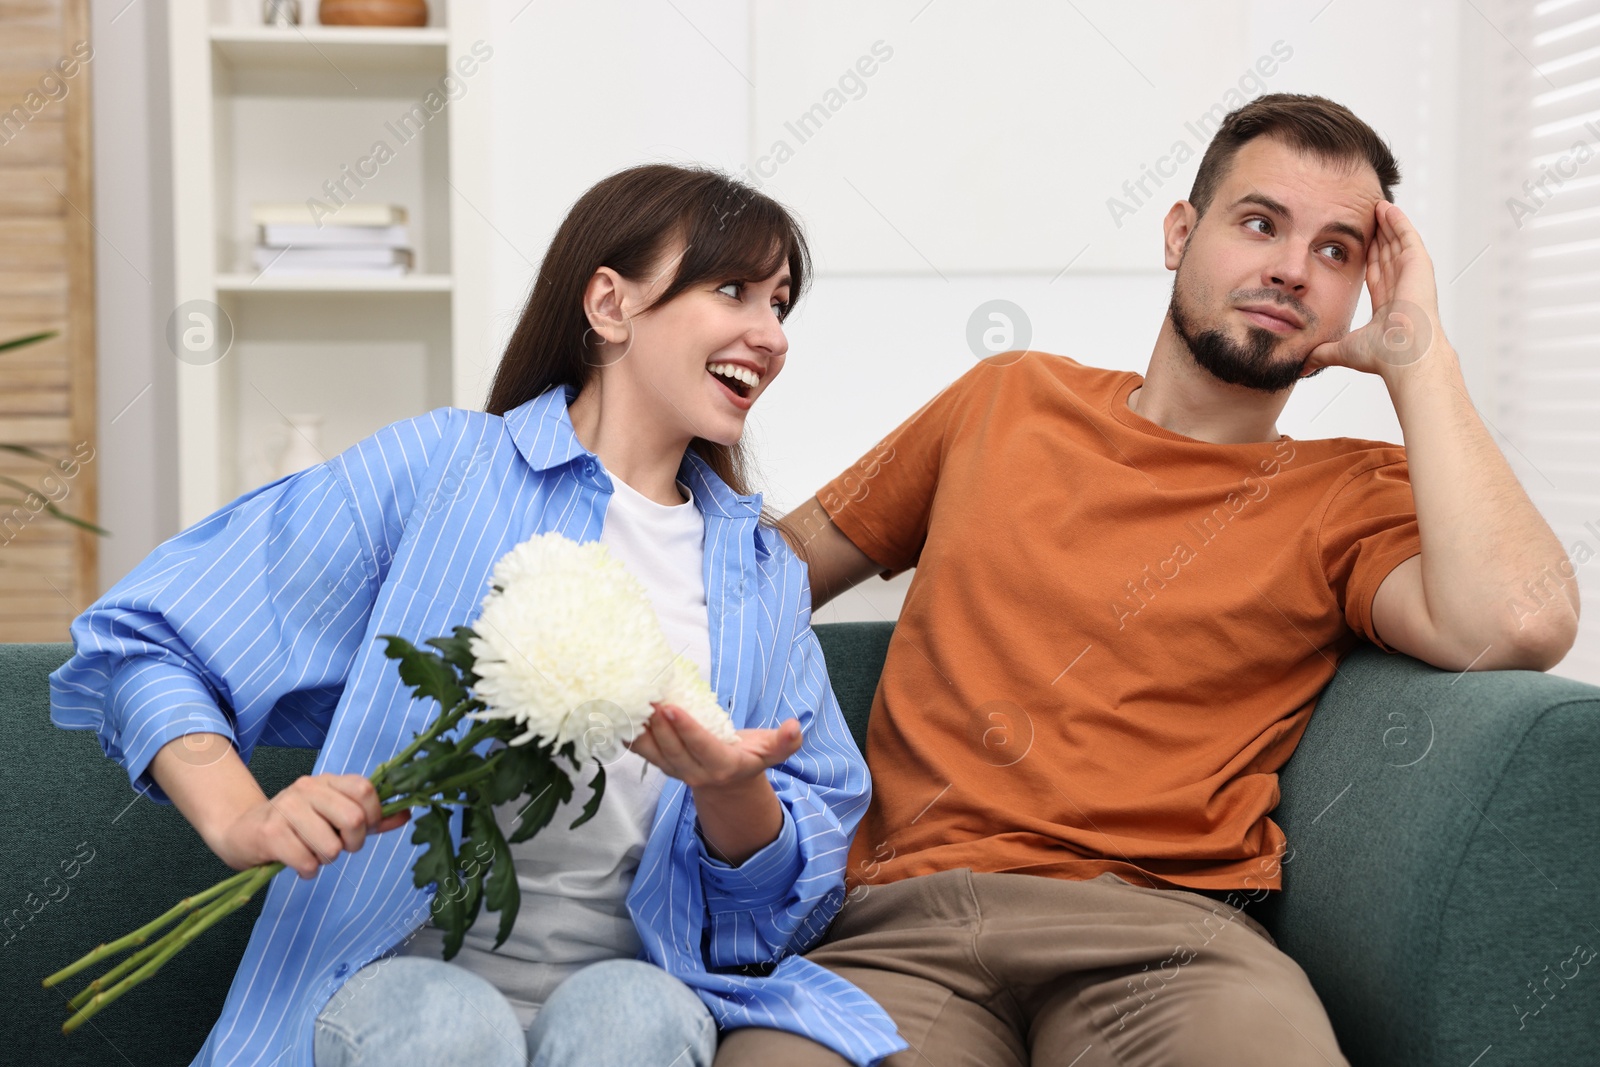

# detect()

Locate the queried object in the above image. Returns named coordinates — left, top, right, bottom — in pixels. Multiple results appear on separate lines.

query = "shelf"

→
left=210, top=26, right=448, bottom=75
left=175, top=2, right=492, bottom=524
left=216, top=272, right=453, bottom=293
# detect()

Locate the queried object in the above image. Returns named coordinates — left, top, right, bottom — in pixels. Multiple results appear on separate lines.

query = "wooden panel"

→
left=0, top=519, right=80, bottom=547
left=0, top=269, right=68, bottom=296
left=0, top=0, right=95, bottom=643
left=0, top=543, right=81, bottom=566
left=0, top=121, right=66, bottom=166
left=0, top=28, right=67, bottom=63
left=0, top=416, right=71, bottom=444
left=0, top=293, right=67, bottom=319
left=0, top=361, right=69, bottom=388
left=0, top=593, right=78, bottom=615
left=0, top=621, right=74, bottom=643
left=0, top=71, right=70, bottom=101
left=0, top=166, right=68, bottom=214
left=0, top=563, right=75, bottom=590
left=0, top=220, right=67, bottom=269
left=0, top=388, right=69, bottom=416
left=0, top=2, right=65, bottom=20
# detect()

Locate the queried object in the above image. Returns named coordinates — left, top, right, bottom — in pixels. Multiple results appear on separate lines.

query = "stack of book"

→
left=250, top=203, right=414, bottom=276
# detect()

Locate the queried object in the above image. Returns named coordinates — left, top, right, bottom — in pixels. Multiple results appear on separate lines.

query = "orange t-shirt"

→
left=819, top=351, right=1422, bottom=892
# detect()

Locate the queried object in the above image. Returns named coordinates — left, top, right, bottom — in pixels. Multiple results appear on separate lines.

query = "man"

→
left=714, top=94, right=1580, bottom=1066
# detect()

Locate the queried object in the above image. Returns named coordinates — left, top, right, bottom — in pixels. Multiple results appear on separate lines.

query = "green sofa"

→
left=4, top=625, right=1597, bottom=1066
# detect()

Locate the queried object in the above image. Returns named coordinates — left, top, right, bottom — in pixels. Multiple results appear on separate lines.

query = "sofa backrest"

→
left=813, top=621, right=894, bottom=754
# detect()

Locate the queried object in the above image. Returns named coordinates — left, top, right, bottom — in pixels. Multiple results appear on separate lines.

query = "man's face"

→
left=1164, top=135, right=1384, bottom=393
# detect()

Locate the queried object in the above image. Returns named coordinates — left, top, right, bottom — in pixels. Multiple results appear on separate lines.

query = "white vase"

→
left=277, top=414, right=325, bottom=478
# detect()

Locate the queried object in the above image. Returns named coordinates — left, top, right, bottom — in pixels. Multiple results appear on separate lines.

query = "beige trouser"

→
left=714, top=868, right=1349, bottom=1067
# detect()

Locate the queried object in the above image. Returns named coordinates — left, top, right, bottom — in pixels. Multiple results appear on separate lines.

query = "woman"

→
left=48, top=165, right=906, bottom=1067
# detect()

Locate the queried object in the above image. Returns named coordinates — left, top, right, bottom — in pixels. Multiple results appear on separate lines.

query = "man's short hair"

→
left=1188, top=93, right=1402, bottom=216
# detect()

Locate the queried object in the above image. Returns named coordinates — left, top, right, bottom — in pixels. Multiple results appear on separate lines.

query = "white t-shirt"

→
left=401, top=461, right=712, bottom=1028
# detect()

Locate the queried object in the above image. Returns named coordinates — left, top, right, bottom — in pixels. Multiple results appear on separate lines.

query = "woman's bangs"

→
left=673, top=192, right=807, bottom=298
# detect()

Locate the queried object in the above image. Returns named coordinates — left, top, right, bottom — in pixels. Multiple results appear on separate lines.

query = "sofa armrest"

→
left=1261, top=644, right=1600, bottom=1067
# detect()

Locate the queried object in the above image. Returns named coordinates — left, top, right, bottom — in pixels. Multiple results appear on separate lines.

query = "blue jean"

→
left=313, top=956, right=718, bottom=1066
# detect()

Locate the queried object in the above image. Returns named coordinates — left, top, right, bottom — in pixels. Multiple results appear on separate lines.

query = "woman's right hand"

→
left=208, top=774, right=411, bottom=879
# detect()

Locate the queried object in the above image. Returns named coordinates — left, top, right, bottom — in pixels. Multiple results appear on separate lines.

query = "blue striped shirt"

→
left=49, top=383, right=908, bottom=1066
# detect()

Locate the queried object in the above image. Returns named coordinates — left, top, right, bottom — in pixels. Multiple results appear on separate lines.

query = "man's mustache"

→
left=1230, top=288, right=1316, bottom=331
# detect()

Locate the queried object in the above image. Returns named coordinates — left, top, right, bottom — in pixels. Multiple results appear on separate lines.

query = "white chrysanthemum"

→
left=465, top=532, right=738, bottom=760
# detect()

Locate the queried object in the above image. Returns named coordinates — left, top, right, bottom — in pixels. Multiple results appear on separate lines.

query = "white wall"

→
left=477, top=0, right=1504, bottom=630
left=91, top=0, right=180, bottom=593
left=93, top=0, right=1585, bottom=677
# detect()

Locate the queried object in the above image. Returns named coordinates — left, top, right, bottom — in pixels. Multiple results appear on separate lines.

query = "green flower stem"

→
left=451, top=718, right=500, bottom=754
left=42, top=866, right=261, bottom=990
left=423, top=750, right=504, bottom=796
left=378, top=749, right=506, bottom=817
left=51, top=703, right=496, bottom=1014
left=381, top=795, right=469, bottom=817
left=368, top=698, right=473, bottom=794
left=66, top=901, right=214, bottom=1010
left=61, top=863, right=281, bottom=1034
left=46, top=637, right=512, bottom=1036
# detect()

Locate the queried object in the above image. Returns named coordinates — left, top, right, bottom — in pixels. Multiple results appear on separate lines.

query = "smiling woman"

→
left=46, top=161, right=906, bottom=1067
left=489, top=163, right=809, bottom=519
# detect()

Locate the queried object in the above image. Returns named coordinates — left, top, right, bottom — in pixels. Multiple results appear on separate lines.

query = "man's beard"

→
left=1167, top=273, right=1320, bottom=393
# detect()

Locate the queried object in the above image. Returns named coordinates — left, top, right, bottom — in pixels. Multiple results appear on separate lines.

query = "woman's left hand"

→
left=625, top=702, right=802, bottom=789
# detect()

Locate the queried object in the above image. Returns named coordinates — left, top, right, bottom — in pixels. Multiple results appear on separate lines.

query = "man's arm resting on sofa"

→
left=778, top=496, right=886, bottom=611
left=1302, top=200, right=1579, bottom=673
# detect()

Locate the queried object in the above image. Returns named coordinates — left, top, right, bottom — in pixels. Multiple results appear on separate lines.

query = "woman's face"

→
left=592, top=238, right=793, bottom=448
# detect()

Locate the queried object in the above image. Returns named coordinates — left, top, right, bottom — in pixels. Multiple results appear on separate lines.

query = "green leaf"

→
left=569, top=762, right=606, bottom=830
left=508, top=758, right=574, bottom=844
left=378, top=635, right=466, bottom=712
left=381, top=732, right=450, bottom=794
left=474, top=803, right=520, bottom=951
left=480, top=737, right=548, bottom=806
left=38, top=503, right=110, bottom=535
left=383, top=742, right=479, bottom=798
left=435, top=870, right=469, bottom=960
left=454, top=805, right=488, bottom=936
left=410, top=805, right=480, bottom=960
left=0, top=330, right=57, bottom=354
left=0, top=443, right=61, bottom=463
left=425, top=625, right=481, bottom=687
left=409, top=806, right=457, bottom=892
left=0, top=475, right=110, bottom=536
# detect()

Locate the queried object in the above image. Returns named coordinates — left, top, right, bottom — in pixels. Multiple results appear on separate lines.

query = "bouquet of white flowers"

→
left=44, top=532, right=738, bottom=1034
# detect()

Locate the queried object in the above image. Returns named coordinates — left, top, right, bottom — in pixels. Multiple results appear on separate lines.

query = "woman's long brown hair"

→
left=485, top=164, right=811, bottom=528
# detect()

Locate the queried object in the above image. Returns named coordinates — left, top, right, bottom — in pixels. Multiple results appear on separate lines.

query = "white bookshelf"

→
left=210, top=25, right=451, bottom=72
left=170, top=1, right=495, bottom=524
left=215, top=272, right=455, bottom=292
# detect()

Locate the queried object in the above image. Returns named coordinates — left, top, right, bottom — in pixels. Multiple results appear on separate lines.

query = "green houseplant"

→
left=0, top=330, right=107, bottom=538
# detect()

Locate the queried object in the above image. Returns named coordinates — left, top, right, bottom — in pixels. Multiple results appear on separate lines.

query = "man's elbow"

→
left=1493, top=599, right=1580, bottom=672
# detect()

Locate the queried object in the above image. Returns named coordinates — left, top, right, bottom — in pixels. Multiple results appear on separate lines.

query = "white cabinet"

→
left=170, top=1, right=494, bottom=524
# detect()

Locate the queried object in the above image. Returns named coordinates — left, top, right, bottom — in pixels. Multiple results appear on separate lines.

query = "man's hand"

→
left=1295, top=200, right=1578, bottom=671
left=626, top=702, right=800, bottom=866
left=1301, top=200, right=1443, bottom=379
